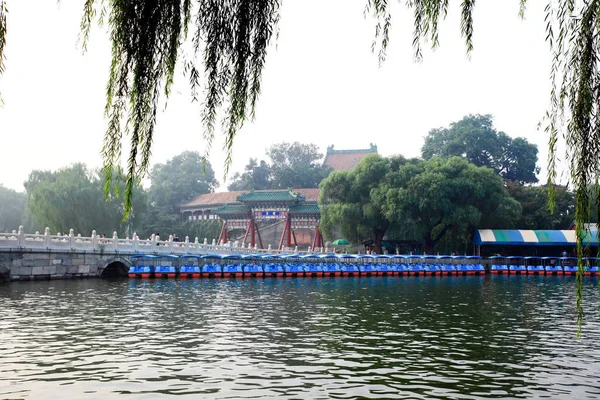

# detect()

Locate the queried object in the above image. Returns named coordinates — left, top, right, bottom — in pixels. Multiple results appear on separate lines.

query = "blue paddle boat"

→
left=437, top=256, right=457, bottom=276
left=180, top=255, right=201, bottom=278
left=200, top=254, right=223, bottom=278
left=542, top=257, right=562, bottom=275
left=507, top=256, right=526, bottom=274
left=489, top=256, right=509, bottom=274
left=220, top=254, right=243, bottom=278
left=128, top=255, right=157, bottom=279
left=525, top=256, right=544, bottom=275
left=154, top=254, right=179, bottom=278
left=561, top=257, right=578, bottom=276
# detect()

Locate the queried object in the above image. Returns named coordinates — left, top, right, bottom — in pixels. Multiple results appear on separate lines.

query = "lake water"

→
left=1, top=276, right=600, bottom=399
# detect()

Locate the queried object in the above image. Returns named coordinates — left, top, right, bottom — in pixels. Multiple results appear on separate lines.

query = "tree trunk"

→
left=424, top=235, right=434, bottom=255
left=373, top=230, right=385, bottom=254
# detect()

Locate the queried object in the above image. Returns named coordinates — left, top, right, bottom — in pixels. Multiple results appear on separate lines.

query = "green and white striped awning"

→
left=473, top=229, right=598, bottom=246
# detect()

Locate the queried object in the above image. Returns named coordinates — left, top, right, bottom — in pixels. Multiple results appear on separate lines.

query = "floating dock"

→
left=127, top=254, right=599, bottom=279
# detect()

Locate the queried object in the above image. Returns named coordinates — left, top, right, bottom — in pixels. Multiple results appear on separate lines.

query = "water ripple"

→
left=0, top=276, right=599, bottom=399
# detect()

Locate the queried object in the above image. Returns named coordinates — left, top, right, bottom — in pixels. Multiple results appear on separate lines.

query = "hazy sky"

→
left=0, top=0, right=555, bottom=192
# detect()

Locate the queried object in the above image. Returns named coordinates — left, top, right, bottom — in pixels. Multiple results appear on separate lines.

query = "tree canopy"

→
left=143, top=151, right=220, bottom=240
left=320, top=154, right=520, bottom=254
left=267, top=142, right=331, bottom=189
left=228, top=159, right=273, bottom=191
left=148, top=151, right=218, bottom=215
left=227, top=142, right=330, bottom=190
left=0, top=184, right=30, bottom=232
left=506, top=182, right=574, bottom=230
left=24, top=164, right=147, bottom=236
left=422, top=114, right=539, bottom=184
left=319, top=154, right=393, bottom=254
left=19, top=153, right=222, bottom=242
left=374, top=157, right=521, bottom=254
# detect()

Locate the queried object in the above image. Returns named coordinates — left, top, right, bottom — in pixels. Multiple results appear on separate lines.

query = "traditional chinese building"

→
left=323, top=143, right=378, bottom=171
left=180, top=144, right=378, bottom=249
left=209, top=189, right=323, bottom=250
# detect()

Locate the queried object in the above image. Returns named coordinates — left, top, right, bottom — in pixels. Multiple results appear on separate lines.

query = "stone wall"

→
left=0, top=250, right=133, bottom=281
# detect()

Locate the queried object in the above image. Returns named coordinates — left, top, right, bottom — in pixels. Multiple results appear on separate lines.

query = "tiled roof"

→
left=294, top=188, right=320, bottom=202
left=213, top=204, right=251, bottom=215
left=289, top=204, right=320, bottom=214
left=237, top=190, right=305, bottom=203
left=182, top=191, right=245, bottom=208
left=182, top=188, right=321, bottom=209
left=323, top=144, right=378, bottom=172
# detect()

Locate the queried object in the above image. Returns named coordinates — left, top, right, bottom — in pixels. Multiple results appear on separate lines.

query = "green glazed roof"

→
left=237, top=190, right=305, bottom=203
left=213, top=204, right=250, bottom=215
left=289, top=203, right=320, bottom=214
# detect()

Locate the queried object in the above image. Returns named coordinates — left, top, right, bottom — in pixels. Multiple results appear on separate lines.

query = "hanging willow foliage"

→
left=0, top=0, right=7, bottom=106
left=0, top=1, right=597, bottom=324
left=76, top=0, right=281, bottom=218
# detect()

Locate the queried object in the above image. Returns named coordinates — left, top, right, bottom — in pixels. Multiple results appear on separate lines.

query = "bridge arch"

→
left=100, top=257, right=131, bottom=278
left=0, top=263, right=9, bottom=282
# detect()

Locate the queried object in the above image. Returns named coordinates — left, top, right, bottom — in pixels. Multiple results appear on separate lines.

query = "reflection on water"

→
left=1, top=276, right=599, bottom=399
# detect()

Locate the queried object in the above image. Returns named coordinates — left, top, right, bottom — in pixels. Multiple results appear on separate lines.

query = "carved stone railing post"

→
left=91, top=230, right=98, bottom=250
left=44, top=227, right=51, bottom=248
left=132, top=232, right=139, bottom=251
left=112, top=231, right=118, bottom=252
left=18, top=226, right=25, bottom=248
left=184, top=236, right=190, bottom=252
left=203, top=238, right=207, bottom=246
left=168, top=235, right=174, bottom=252
left=69, top=229, right=75, bottom=250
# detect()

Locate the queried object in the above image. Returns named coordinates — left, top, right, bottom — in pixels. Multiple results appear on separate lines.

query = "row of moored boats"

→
left=127, top=254, right=599, bottom=278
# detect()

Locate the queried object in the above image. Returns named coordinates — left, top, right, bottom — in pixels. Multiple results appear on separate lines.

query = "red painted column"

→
left=242, top=221, right=250, bottom=246
left=224, top=221, right=229, bottom=244
left=250, top=215, right=256, bottom=248
left=286, top=214, right=291, bottom=248
left=314, top=225, right=323, bottom=249
left=218, top=220, right=227, bottom=245
left=256, top=223, right=264, bottom=249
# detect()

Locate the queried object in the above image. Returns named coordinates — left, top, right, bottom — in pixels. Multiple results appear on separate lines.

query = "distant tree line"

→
left=0, top=152, right=221, bottom=241
left=0, top=123, right=576, bottom=254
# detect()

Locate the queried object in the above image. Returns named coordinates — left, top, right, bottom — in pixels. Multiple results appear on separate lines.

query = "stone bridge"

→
left=0, top=227, right=315, bottom=282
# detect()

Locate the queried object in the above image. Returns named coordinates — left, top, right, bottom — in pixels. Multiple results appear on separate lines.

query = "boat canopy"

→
left=474, top=229, right=598, bottom=246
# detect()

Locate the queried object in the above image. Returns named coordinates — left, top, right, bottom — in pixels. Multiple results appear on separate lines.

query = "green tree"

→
left=0, top=185, right=27, bottom=231
left=227, top=159, right=273, bottom=191
left=25, top=164, right=146, bottom=236
left=506, top=183, right=574, bottom=230
left=227, top=142, right=331, bottom=190
left=374, top=157, right=521, bottom=254
left=422, top=115, right=540, bottom=183
left=148, top=151, right=218, bottom=215
left=267, top=142, right=331, bottom=189
left=319, top=154, right=396, bottom=254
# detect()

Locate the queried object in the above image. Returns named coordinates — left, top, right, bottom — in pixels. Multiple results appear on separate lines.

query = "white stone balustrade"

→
left=0, top=226, right=318, bottom=255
